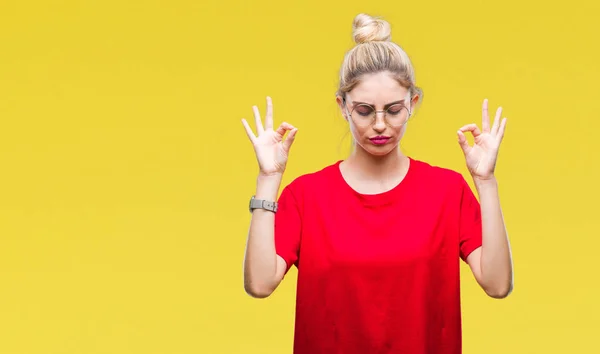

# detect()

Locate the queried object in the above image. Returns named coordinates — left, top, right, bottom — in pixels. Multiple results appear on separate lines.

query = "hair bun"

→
left=352, top=13, right=392, bottom=44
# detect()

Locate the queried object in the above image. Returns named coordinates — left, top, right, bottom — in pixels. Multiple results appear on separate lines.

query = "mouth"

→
left=369, top=136, right=391, bottom=145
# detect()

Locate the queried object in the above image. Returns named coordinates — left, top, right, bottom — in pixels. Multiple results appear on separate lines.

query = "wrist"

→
left=473, top=175, right=498, bottom=191
left=258, top=171, right=284, bottom=179
left=255, top=173, right=283, bottom=200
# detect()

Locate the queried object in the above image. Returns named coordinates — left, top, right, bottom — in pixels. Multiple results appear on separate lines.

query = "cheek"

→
left=349, top=123, right=368, bottom=141
left=397, top=125, right=407, bottom=138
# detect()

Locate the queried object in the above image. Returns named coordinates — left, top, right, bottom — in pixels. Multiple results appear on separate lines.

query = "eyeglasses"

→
left=343, top=97, right=412, bottom=128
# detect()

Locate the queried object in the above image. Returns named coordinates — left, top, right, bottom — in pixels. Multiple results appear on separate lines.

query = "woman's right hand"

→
left=242, top=96, right=298, bottom=176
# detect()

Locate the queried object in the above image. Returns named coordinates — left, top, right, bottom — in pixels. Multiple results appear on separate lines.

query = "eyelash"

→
left=355, top=105, right=406, bottom=114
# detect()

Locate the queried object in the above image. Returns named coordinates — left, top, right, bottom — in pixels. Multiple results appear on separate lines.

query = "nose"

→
left=372, top=111, right=386, bottom=133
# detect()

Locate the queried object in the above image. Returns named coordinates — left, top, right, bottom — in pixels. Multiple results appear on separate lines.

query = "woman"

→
left=241, top=13, right=513, bottom=354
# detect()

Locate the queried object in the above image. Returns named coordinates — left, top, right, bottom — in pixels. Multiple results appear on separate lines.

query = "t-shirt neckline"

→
left=333, top=157, right=417, bottom=206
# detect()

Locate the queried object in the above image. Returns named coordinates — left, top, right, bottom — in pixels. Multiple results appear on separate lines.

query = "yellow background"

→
left=0, top=0, right=598, bottom=353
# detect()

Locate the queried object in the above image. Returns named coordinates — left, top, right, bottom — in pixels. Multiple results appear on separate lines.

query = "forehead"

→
left=349, top=72, right=409, bottom=103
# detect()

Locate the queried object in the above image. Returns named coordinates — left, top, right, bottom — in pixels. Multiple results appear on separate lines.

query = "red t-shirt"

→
left=274, top=157, right=482, bottom=354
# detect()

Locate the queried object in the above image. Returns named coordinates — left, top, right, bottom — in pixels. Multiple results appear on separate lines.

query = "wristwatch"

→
left=249, top=196, right=278, bottom=213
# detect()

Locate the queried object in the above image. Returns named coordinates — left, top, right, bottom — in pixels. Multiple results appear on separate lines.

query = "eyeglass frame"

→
left=342, top=95, right=413, bottom=128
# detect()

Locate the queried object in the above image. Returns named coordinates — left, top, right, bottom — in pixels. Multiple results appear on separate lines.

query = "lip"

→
left=369, top=136, right=391, bottom=145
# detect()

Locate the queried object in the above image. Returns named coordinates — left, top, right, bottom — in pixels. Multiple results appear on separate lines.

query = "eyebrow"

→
left=350, top=100, right=406, bottom=108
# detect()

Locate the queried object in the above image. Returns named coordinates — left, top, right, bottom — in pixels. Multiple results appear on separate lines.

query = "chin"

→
left=369, top=148, right=397, bottom=157
left=360, top=142, right=399, bottom=157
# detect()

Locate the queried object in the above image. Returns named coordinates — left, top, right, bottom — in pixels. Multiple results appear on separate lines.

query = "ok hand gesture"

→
left=242, top=97, right=298, bottom=176
left=457, top=99, right=507, bottom=181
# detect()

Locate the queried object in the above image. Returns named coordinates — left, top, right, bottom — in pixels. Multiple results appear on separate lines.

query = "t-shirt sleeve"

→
left=274, top=184, right=302, bottom=274
left=458, top=176, right=482, bottom=262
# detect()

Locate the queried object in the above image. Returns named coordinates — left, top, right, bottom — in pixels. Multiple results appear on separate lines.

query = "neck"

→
left=345, top=144, right=408, bottom=179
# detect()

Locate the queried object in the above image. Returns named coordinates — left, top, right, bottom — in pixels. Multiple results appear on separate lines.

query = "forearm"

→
left=474, top=176, right=513, bottom=297
left=243, top=173, right=284, bottom=297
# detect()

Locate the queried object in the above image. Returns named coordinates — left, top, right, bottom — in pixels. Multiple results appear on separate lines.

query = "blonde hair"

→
left=337, top=13, right=423, bottom=105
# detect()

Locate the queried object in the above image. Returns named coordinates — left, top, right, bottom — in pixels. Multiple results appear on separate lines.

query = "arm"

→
left=243, top=174, right=288, bottom=298
left=466, top=177, right=513, bottom=299
left=240, top=96, right=299, bottom=299
left=457, top=98, right=513, bottom=299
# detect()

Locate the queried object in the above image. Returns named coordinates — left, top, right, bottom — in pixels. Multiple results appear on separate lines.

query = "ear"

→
left=336, top=95, right=348, bottom=121
left=410, top=94, right=420, bottom=114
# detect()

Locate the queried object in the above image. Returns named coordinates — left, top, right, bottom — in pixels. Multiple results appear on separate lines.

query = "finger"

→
left=482, top=99, right=490, bottom=132
left=458, top=123, right=482, bottom=137
left=283, top=128, right=298, bottom=152
left=275, top=122, right=295, bottom=137
left=253, top=105, right=264, bottom=135
left=241, top=119, right=257, bottom=144
left=491, top=106, right=502, bottom=135
left=457, top=130, right=471, bottom=155
left=497, top=118, right=507, bottom=143
left=264, top=96, right=274, bottom=130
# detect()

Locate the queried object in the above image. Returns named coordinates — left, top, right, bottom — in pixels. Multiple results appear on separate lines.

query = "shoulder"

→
left=284, top=160, right=342, bottom=193
left=408, top=158, right=476, bottom=209
left=409, top=157, right=470, bottom=190
left=276, top=161, right=341, bottom=208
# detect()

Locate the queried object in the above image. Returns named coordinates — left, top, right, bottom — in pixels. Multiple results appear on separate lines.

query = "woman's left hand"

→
left=457, top=99, right=507, bottom=181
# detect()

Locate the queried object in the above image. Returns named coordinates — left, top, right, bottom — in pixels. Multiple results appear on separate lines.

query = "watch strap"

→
left=249, top=196, right=278, bottom=213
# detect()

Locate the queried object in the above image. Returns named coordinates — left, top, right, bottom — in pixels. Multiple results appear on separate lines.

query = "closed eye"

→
left=387, top=104, right=406, bottom=115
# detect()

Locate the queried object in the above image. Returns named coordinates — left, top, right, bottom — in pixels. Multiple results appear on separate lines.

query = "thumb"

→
left=457, top=130, right=470, bottom=156
left=283, top=128, right=298, bottom=152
